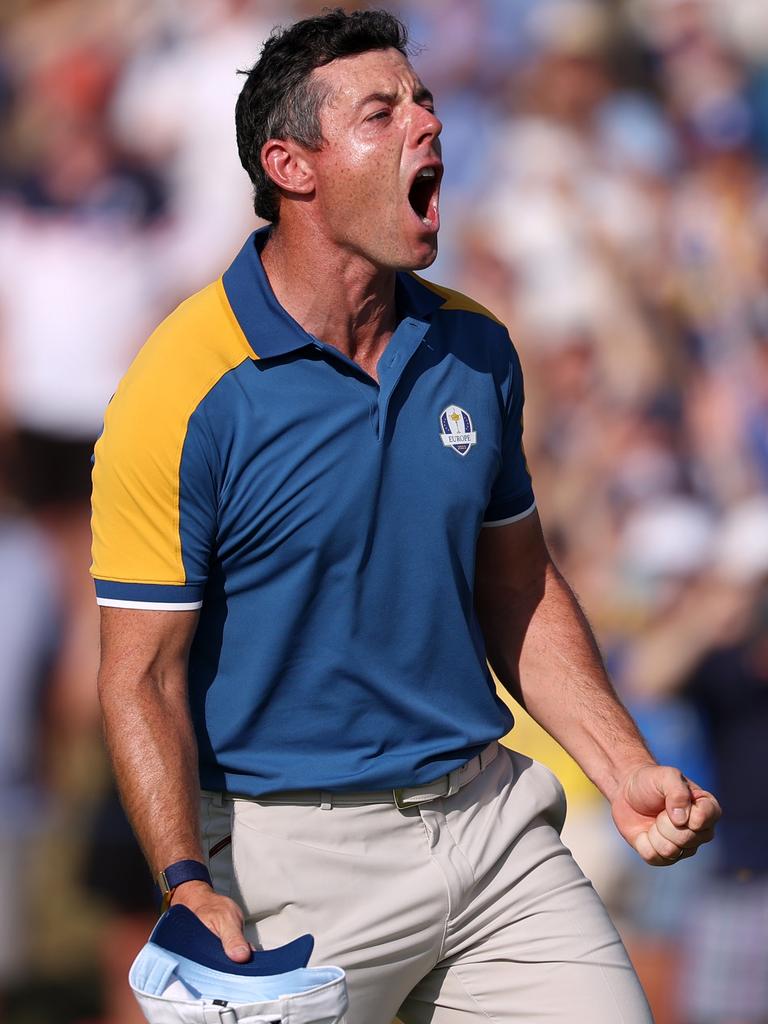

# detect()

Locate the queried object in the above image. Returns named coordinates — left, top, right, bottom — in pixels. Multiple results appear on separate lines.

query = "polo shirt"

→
left=91, top=227, right=536, bottom=795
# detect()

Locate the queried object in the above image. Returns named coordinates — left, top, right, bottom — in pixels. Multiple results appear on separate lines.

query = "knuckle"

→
left=663, top=766, right=681, bottom=786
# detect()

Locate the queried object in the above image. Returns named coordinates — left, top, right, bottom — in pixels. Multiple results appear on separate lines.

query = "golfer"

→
left=92, top=9, right=721, bottom=1023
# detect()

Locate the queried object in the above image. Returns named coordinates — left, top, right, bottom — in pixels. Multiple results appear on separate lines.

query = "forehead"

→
left=313, top=47, right=423, bottom=108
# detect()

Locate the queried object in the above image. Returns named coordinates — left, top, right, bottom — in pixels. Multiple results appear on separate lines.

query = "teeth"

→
left=416, top=167, right=436, bottom=179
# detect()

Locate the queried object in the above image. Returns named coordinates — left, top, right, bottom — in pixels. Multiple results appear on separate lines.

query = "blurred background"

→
left=1, top=0, right=767, bottom=1021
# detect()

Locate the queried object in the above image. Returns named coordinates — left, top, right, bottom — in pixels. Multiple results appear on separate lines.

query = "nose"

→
left=413, top=103, right=442, bottom=149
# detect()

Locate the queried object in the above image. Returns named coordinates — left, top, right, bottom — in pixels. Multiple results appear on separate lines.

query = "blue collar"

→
left=221, top=227, right=446, bottom=359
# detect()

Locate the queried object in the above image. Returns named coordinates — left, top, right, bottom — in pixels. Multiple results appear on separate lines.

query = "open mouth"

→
left=407, top=164, right=441, bottom=230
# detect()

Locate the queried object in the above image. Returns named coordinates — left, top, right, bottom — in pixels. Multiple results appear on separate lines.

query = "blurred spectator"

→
left=110, top=0, right=277, bottom=298
left=675, top=588, right=768, bottom=1024
left=612, top=498, right=721, bottom=1024
left=0, top=504, right=61, bottom=1010
left=622, top=526, right=768, bottom=1024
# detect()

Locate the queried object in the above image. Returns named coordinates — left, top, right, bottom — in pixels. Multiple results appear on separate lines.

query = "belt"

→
left=249, top=741, right=499, bottom=810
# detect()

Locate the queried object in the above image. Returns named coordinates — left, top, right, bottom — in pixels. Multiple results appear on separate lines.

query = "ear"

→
left=260, top=139, right=315, bottom=199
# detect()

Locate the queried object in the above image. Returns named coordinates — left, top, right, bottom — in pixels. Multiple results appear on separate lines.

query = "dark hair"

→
left=235, top=8, right=409, bottom=223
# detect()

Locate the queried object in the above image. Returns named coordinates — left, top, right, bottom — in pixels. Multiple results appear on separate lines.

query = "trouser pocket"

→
left=200, top=791, right=234, bottom=899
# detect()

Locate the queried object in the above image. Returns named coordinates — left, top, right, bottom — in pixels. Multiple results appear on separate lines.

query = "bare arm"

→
left=476, top=512, right=652, bottom=798
left=475, top=511, right=721, bottom=864
left=98, top=606, right=251, bottom=959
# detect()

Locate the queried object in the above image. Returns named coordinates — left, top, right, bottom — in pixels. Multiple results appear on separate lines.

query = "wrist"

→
left=157, top=858, right=212, bottom=912
left=168, top=878, right=213, bottom=907
left=605, top=759, right=658, bottom=802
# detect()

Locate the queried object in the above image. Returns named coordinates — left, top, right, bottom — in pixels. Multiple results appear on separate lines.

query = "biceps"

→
left=475, top=507, right=549, bottom=606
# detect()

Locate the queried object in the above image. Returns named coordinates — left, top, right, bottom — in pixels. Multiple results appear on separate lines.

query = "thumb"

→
left=220, top=923, right=252, bottom=963
left=170, top=885, right=252, bottom=963
left=662, top=768, right=692, bottom=826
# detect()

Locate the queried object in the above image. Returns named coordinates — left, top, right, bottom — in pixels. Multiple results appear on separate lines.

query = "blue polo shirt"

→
left=91, top=228, right=536, bottom=795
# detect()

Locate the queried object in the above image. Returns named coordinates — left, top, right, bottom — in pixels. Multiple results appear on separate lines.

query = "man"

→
left=92, top=10, right=720, bottom=1023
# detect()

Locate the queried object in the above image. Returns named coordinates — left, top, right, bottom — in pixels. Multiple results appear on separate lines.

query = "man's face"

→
left=306, top=48, right=443, bottom=271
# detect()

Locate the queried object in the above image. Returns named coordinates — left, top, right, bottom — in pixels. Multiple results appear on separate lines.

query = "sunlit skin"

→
left=307, top=47, right=443, bottom=269
left=259, top=48, right=443, bottom=377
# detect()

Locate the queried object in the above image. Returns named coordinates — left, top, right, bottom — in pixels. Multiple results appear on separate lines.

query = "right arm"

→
left=98, top=605, right=252, bottom=961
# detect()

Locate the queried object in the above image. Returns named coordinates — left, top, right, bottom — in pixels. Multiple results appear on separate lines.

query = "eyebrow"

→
left=356, top=84, right=435, bottom=111
left=414, top=84, right=435, bottom=107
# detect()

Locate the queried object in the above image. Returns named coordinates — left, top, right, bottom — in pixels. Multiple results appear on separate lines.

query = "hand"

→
left=170, top=880, right=253, bottom=962
left=611, top=764, right=721, bottom=866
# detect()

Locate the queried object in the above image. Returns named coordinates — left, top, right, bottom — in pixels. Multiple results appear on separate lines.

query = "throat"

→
left=329, top=327, right=395, bottom=383
left=260, top=226, right=398, bottom=368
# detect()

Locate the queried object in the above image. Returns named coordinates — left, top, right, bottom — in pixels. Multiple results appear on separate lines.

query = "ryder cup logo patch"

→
left=439, top=405, right=477, bottom=456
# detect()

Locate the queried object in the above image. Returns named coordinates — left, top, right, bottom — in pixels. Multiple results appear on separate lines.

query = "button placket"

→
left=375, top=318, right=431, bottom=441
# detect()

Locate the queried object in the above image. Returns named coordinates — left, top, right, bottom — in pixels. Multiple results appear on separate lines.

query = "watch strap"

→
left=157, top=859, right=212, bottom=912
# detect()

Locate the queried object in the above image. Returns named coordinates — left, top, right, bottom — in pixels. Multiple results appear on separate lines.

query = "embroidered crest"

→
left=439, top=405, right=477, bottom=456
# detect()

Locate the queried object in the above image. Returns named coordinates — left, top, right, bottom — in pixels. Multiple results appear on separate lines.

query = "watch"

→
left=157, top=859, right=212, bottom=912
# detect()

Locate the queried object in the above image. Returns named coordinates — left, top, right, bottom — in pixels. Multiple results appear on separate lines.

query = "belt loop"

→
left=445, top=768, right=461, bottom=799
left=211, top=791, right=223, bottom=808
left=320, top=791, right=333, bottom=810
left=202, top=1005, right=236, bottom=1024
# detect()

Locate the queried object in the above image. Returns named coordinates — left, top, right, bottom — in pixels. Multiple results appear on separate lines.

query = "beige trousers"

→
left=201, top=747, right=652, bottom=1024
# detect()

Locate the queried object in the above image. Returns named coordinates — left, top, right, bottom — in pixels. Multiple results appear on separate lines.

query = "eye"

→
left=367, top=109, right=391, bottom=122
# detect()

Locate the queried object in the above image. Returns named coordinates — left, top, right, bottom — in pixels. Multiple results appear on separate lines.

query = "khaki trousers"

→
left=201, top=747, right=652, bottom=1024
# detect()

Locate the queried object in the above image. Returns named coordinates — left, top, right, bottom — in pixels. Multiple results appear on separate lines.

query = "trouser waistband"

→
left=231, top=741, right=500, bottom=809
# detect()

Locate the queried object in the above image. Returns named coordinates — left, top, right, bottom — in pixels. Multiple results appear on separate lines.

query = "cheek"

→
left=316, top=141, right=399, bottom=211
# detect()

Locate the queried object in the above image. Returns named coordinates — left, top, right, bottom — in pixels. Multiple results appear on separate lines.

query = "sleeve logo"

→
left=439, top=405, right=477, bottom=456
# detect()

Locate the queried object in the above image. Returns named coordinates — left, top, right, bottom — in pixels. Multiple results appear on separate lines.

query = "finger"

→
left=688, top=792, right=722, bottom=831
left=682, top=826, right=716, bottom=849
left=665, top=823, right=717, bottom=850
left=654, top=810, right=696, bottom=847
left=649, top=823, right=717, bottom=863
left=647, top=821, right=686, bottom=862
left=634, top=830, right=676, bottom=867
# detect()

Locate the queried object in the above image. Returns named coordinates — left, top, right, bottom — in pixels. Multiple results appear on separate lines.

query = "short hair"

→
left=235, top=8, right=409, bottom=223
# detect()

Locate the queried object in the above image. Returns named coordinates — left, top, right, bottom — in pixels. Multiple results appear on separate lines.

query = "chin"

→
left=412, top=243, right=439, bottom=270
left=395, top=236, right=439, bottom=272
left=358, top=226, right=439, bottom=273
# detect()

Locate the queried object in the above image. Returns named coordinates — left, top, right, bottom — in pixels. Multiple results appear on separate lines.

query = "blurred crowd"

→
left=1, top=0, right=767, bottom=1021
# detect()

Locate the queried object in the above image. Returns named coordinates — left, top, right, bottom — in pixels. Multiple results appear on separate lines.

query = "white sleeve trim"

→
left=482, top=500, right=537, bottom=528
left=96, top=598, right=203, bottom=611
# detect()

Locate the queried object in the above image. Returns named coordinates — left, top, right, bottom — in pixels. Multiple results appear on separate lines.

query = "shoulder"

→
left=407, top=273, right=506, bottom=329
left=114, top=279, right=255, bottom=417
left=100, top=279, right=256, bottom=465
left=405, top=273, right=521, bottom=378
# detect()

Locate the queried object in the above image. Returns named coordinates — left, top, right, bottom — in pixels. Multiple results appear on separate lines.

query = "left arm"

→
left=475, top=509, right=721, bottom=865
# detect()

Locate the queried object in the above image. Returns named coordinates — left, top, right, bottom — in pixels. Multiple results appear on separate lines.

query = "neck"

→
left=260, top=222, right=399, bottom=373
